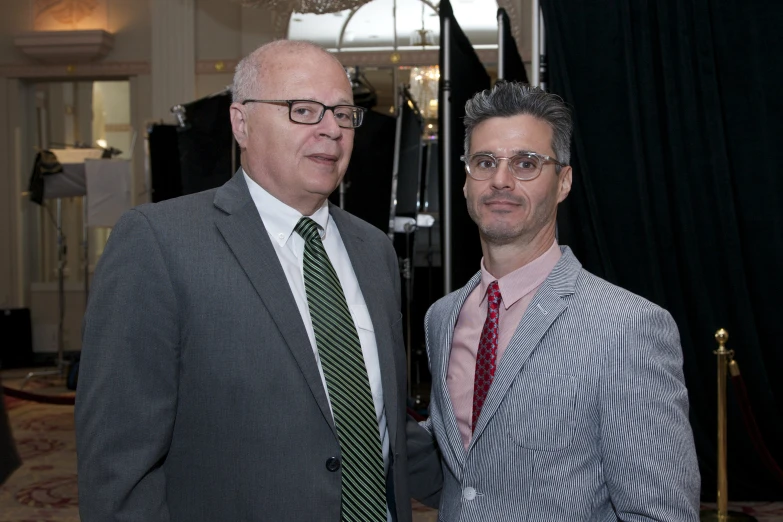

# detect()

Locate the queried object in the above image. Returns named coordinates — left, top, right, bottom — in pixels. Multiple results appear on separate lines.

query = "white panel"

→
left=85, top=159, right=132, bottom=228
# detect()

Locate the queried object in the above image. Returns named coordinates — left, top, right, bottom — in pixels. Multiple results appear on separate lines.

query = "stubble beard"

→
left=469, top=197, right=557, bottom=248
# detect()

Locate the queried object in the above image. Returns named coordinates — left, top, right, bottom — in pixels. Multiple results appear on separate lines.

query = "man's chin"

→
left=479, top=226, right=521, bottom=245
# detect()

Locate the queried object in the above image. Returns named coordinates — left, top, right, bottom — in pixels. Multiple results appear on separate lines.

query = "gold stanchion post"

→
left=700, top=329, right=757, bottom=522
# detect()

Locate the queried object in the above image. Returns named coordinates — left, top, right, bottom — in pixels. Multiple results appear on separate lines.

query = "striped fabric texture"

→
left=295, top=217, right=386, bottom=522
left=423, top=247, right=701, bottom=522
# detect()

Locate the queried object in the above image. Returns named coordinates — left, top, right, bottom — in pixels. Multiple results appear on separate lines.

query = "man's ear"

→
left=557, top=166, right=573, bottom=203
left=230, top=103, right=249, bottom=149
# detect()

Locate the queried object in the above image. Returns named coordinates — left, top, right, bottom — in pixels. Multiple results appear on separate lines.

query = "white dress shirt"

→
left=243, top=172, right=391, bottom=495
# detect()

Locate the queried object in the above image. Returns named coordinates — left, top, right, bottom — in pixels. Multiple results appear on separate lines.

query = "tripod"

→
left=21, top=198, right=68, bottom=388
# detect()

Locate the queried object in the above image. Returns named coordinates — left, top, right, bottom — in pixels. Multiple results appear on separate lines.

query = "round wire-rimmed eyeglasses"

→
left=459, top=151, right=566, bottom=181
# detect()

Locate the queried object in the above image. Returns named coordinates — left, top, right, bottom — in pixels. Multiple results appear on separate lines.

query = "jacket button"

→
left=326, top=456, right=341, bottom=472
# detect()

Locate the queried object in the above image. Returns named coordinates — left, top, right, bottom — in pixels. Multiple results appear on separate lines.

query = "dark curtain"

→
left=148, top=124, right=182, bottom=203
left=177, top=92, right=235, bottom=195
left=542, top=0, right=783, bottom=500
left=497, top=8, right=529, bottom=84
left=439, top=0, right=491, bottom=291
left=329, top=109, right=396, bottom=233
left=395, top=92, right=424, bottom=218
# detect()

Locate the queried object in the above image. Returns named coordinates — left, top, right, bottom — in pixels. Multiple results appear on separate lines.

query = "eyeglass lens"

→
left=290, top=101, right=363, bottom=128
left=468, top=153, right=543, bottom=180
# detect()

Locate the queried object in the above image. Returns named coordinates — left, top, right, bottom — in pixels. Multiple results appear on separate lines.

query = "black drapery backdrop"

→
left=439, top=0, right=491, bottom=291
left=328, top=109, right=396, bottom=233
left=542, top=0, right=783, bottom=500
left=148, top=124, right=182, bottom=203
left=177, top=92, right=235, bottom=196
left=497, top=8, right=529, bottom=85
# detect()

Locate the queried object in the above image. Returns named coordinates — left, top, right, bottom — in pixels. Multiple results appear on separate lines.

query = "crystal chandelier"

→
left=408, top=66, right=440, bottom=120
left=238, top=0, right=372, bottom=15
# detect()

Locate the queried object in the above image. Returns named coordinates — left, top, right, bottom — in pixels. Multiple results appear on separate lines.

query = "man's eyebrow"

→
left=468, top=150, right=537, bottom=155
left=297, top=97, right=355, bottom=105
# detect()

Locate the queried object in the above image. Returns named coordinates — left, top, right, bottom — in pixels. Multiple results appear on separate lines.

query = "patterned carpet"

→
left=1, top=390, right=781, bottom=521
left=1, top=395, right=79, bottom=522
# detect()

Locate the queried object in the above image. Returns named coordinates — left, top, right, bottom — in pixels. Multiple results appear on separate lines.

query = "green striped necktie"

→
left=295, top=217, right=386, bottom=522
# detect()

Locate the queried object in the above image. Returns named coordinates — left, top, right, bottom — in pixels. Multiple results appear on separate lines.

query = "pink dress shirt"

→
left=447, top=241, right=562, bottom=448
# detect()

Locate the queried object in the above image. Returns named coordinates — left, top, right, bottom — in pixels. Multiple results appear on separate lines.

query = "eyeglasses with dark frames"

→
left=241, top=99, right=365, bottom=129
left=459, top=151, right=566, bottom=181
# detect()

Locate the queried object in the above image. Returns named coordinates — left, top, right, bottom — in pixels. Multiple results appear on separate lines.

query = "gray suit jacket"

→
left=424, top=247, right=700, bottom=522
left=75, top=172, right=441, bottom=521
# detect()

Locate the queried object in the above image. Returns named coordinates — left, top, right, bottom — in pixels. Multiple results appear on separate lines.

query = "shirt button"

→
left=462, top=487, right=477, bottom=500
left=278, top=233, right=285, bottom=240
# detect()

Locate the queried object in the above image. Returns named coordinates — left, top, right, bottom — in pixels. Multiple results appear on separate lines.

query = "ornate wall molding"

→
left=33, top=0, right=108, bottom=31
left=0, top=61, right=150, bottom=79
left=14, top=29, right=114, bottom=63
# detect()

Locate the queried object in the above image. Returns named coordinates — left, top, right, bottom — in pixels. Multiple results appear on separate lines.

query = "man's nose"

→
left=317, top=109, right=343, bottom=139
left=490, top=158, right=515, bottom=189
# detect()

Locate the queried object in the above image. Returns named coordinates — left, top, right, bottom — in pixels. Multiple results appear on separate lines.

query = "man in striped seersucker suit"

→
left=423, top=82, right=700, bottom=521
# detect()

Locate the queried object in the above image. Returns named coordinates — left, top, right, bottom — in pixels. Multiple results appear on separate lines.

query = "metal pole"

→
left=389, top=87, right=403, bottom=239
left=442, top=17, right=452, bottom=294
left=700, top=329, right=757, bottom=522
left=715, top=328, right=730, bottom=515
left=539, top=6, right=547, bottom=90
left=497, top=11, right=505, bottom=81
left=404, top=222, right=414, bottom=398
left=531, top=0, right=540, bottom=86
left=83, top=195, right=89, bottom=305
left=57, top=198, right=65, bottom=376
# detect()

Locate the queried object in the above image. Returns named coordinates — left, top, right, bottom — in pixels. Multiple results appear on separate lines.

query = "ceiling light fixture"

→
left=237, top=0, right=371, bottom=16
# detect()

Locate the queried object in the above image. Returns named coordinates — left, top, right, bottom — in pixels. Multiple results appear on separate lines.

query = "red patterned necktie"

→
left=472, top=280, right=502, bottom=433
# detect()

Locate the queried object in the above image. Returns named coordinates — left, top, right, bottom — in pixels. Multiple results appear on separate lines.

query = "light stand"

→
left=21, top=198, right=68, bottom=388
left=83, top=197, right=89, bottom=301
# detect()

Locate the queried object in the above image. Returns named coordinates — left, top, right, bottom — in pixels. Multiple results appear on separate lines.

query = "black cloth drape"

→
left=177, top=92, right=235, bottom=196
left=27, top=151, right=63, bottom=205
left=497, top=8, right=529, bottom=84
left=148, top=124, right=182, bottom=203
left=439, top=0, right=491, bottom=291
left=328, top=109, right=396, bottom=233
left=542, top=0, right=783, bottom=500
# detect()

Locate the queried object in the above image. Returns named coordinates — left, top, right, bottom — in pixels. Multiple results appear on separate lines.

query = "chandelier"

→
left=408, top=66, right=440, bottom=120
left=238, top=0, right=372, bottom=15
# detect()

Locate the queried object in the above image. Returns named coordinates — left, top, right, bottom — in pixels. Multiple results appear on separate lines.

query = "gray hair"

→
left=463, top=82, right=573, bottom=167
left=232, top=40, right=345, bottom=103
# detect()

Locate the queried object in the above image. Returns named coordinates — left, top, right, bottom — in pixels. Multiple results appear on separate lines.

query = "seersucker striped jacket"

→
left=423, top=246, right=700, bottom=522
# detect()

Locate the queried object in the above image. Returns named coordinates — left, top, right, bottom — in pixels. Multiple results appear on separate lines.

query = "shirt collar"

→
left=243, top=169, right=331, bottom=246
left=479, top=240, right=562, bottom=310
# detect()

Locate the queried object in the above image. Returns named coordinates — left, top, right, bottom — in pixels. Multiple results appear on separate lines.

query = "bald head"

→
left=232, top=40, right=349, bottom=103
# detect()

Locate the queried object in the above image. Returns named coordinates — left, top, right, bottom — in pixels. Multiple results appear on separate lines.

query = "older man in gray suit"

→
left=423, top=82, right=700, bottom=521
left=75, top=40, right=440, bottom=522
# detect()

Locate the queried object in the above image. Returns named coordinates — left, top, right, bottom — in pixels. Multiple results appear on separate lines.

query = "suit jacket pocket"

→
left=505, top=372, right=577, bottom=451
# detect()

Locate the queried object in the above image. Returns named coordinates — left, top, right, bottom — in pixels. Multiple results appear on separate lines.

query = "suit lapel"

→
left=468, top=247, right=580, bottom=449
left=213, top=173, right=337, bottom=436
left=438, top=274, right=481, bottom=471
left=330, top=207, right=400, bottom=452
left=467, top=284, right=566, bottom=448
